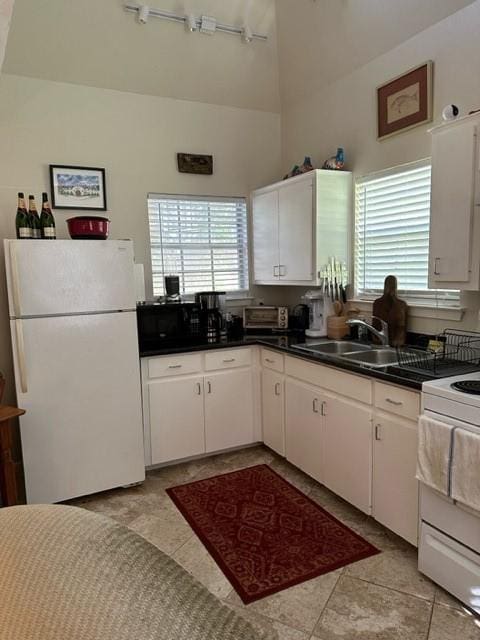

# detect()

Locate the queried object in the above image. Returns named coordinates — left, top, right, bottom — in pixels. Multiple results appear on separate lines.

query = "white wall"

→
left=0, top=73, right=281, bottom=401
left=280, top=1, right=480, bottom=334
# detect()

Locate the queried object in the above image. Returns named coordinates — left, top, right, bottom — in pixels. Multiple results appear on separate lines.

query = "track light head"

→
left=242, top=24, right=253, bottom=43
left=138, top=4, right=149, bottom=24
left=186, top=14, right=197, bottom=32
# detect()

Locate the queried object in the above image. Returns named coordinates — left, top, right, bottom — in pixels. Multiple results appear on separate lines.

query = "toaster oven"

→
left=243, top=306, right=288, bottom=330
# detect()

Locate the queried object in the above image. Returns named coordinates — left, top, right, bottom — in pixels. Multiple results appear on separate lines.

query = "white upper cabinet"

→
left=252, top=170, right=351, bottom=286
left=429, top=114, right=480, bottom=289
left=252, top=190, right=280, bottom=282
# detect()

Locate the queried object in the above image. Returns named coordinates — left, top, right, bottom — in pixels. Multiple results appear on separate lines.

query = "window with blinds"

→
left=355, top=161, right=459, bottom=304
left=148, top=194, right=249, bottom=297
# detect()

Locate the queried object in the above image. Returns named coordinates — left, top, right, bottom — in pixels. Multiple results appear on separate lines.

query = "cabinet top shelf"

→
left=429, top=110, right=480, bottom=134
left=252, top=168, right=352, bottom=195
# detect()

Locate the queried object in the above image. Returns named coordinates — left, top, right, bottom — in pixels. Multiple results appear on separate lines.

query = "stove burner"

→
left=451, top=380, right=480, bottom=395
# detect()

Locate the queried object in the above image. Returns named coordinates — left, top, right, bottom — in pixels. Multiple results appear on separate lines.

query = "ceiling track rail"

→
left=124, top=3, right=268, bottom=42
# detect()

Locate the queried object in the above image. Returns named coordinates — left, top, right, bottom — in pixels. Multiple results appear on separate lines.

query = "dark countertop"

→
left=140, top=334, right=437, bottom=390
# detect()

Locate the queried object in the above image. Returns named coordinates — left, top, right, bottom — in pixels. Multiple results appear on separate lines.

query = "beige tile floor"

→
left=69, top=445, right=480, bottom=640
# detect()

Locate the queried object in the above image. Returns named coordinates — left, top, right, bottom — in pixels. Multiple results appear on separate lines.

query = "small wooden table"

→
left=0, top=405, right=25, bottom=507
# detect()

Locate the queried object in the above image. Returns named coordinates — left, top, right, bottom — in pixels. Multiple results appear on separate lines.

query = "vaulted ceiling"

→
left=2, top=0, right=477, bottom=112
left=276, top=0, right=476, bottom=104
left=2, top=0, right=280, bottom=112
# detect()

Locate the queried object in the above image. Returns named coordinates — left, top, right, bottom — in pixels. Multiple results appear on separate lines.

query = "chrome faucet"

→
left=345, top=316, right=390, bottom=346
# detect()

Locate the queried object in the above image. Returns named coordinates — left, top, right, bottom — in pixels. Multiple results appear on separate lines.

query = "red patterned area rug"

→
left=166, top=464, right=380, bottom=603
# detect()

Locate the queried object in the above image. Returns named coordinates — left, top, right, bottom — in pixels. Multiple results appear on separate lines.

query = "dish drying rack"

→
left=396, top=330, right=480, bottom=377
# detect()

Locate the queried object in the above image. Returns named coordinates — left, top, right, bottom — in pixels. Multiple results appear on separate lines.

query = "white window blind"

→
left=355, top=162, right=459, bottom=304
left=148, top=194, right=249, bottom=297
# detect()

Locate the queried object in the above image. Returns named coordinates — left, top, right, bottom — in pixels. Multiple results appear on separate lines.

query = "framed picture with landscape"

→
left=49, top=165, right=107, bottom=210
left=377, top=61, right=433, bottom=140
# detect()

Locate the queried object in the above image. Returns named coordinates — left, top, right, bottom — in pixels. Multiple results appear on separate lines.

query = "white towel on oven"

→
left=416, top=415, right=453, bottom=496
left=451, top=428, right=480, bottom=514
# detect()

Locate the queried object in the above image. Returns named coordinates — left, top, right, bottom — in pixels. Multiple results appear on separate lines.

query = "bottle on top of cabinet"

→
left=28, top=195, right=42, bottom=239
left=15, top=192, right=32, bottom=239
left=40, top=192, right=56, bottom=239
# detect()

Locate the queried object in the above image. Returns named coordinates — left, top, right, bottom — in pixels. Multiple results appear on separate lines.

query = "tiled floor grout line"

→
left=425, top=597, right=436, bottom=640
left=348, top=574, right=436, bottom=604
left=308, top=567, right=345, bottom=638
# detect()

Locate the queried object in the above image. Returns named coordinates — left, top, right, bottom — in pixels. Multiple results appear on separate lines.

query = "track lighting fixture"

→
left=138, top=4, right=149, bottom=24
left=124, top=3, right=268, bottom=42
left=242, top=25, right=253, bottom=44
left=200, top=15, right=216, bottom=35
left=186, top=14, right=197, bottom=32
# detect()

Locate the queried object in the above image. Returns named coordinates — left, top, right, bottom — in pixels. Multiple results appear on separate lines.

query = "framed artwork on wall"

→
left=49, top=165, right=107, bottom=210
left=377, top=61, right=433, bottom=140
left=177, top=153, right=213, bottom=175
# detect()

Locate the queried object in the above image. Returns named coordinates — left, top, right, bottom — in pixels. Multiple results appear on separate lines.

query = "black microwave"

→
left=136, top=302, right=201, bottom=353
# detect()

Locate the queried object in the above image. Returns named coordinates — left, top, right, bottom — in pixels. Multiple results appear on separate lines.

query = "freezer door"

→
left=11, top=311, right=145, bottom=504
left=4, top=239, right=136, bottom=317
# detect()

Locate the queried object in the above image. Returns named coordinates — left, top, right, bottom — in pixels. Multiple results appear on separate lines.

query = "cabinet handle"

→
left=321, top=401, right=327, bottom=416
left=274, top=382, right=281, bottom=396
left=168, top=364, right=182, bottom=369
left=386, top=398, right=403, bottom=406
left=273, top=265, right=279, bottom=277
left=434, top=257, right=440, bottom=276
left=375, top=424, right=382, bottom=441
left=279, top=265, right=286, bottom=277
left=196, top=382, right=202, bottom=395
left=313, top=398, right=319, bottom=413
left=265, top=358, right=275, bottom=364
left=207, top=381, right=212, bottom=394
left=223, top=358, right=235, bottom=363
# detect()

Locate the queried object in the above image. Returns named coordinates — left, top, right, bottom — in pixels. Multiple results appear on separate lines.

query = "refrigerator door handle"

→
left=15, top=319, right=28, bottom=393
left=10, top=243, right=21, bottom=318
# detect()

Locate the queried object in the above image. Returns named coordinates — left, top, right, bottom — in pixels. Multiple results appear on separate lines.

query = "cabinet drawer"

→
left=205, top=347, right=252, bottom=371
left=374, top=382, right=420, bottom=421
left=261, top=348, right=284, bottom=373
left=147, top=353, right=202, bottom=379
left=285, top=355, right=372, bottom=404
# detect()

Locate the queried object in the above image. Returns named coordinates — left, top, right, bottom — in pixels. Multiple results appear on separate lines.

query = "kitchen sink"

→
left=293, top=341, right=372, bottom=355
left=340, top=348, right=399, bottom=368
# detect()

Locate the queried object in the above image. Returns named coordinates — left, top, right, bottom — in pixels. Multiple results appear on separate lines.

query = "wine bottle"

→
left=40, top=192, right=56, bottom=239
left=28, top=195, right=42, bottom=239
left=15, top=192, right=32, bottom=239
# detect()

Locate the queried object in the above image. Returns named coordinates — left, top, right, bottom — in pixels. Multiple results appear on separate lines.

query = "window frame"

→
left=354, top=159, right=460, bottom=307
left=147, top=192, right=250, bottom=299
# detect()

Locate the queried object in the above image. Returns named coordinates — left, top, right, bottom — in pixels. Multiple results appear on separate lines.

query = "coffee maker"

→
left=303, top=290, right=330, bottom=338
left=194, top=291, right=226, bottom=341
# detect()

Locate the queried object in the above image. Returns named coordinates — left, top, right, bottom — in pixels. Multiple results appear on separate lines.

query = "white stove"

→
left=423, top=371, right=480, bottom=427
left=419, top=371, right=480, bottom=615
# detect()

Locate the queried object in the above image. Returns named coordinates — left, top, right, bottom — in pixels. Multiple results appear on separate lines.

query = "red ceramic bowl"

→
left=67, top=216, right=110, bottom=240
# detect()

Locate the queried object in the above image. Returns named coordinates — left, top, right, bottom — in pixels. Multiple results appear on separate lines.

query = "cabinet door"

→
left=323, top=395, right=372, bottom=514
left=429, top=121, right=477, bottom=286
left=252, top=190, right=280, bottom=283
left=373, top=413, right=419, bottom=546
left=285, top=379, right=324, bottom=483
left=261, top=369, right=285, bottom=456
left=278, top=180, right=313, bottom=282
left=149, top=377, right=205, bottom=464
left=205, top=369, right=254, bottom=452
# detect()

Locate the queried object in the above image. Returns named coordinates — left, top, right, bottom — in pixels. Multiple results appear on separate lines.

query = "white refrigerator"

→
left=4, top=239, right=145, bottom=504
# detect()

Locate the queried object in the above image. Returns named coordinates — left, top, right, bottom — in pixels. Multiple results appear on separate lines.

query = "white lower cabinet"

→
left=261, top=368, right=285, bottom=455
left=372, top=412, right=419, bottom=546
left=323, top=395, right=372, bottom=514
left=142, top=347, right=257, bottom=466
left=204, top=369, right=254, bottom=453
left=149, top=376, right=205, bottom=465
left=285, top=378, right=324, bottom=484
